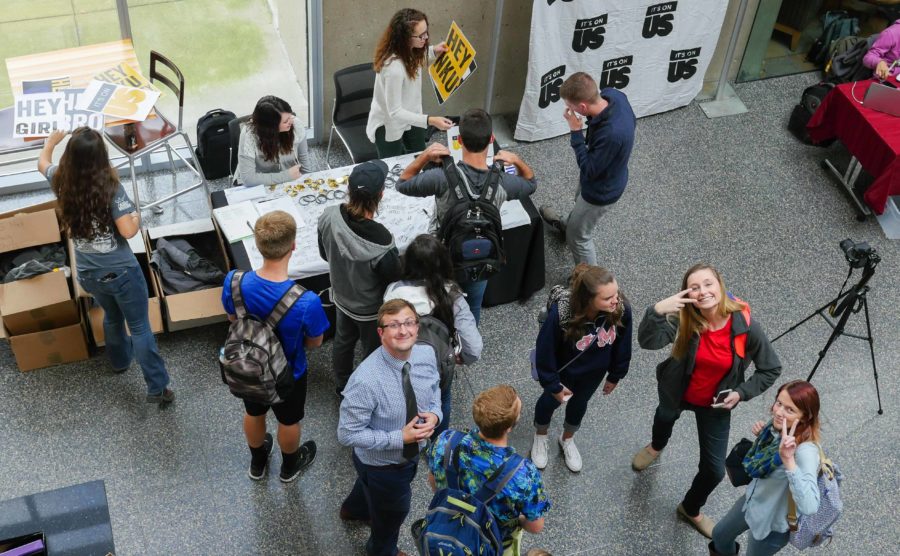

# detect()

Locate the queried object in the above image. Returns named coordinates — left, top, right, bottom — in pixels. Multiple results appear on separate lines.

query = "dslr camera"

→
left=839, top=238, right=879, bottom=269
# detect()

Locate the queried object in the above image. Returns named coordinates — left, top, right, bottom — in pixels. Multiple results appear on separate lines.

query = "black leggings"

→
left=533, top=370, right=606, bottom=434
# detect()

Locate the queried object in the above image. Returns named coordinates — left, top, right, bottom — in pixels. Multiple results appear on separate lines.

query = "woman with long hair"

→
left=383, top=234, right=482, bottom=435
left=710, top=380, right=823, bottom=555
left=38, top=128, right=173, bottom=404
left=236, top=95, right=315, bottom=186
left=530, top=264, right=632, bottom=473
left=367, top=8, right=454, bottom=157
left=631, top=263, right=781, bottom=538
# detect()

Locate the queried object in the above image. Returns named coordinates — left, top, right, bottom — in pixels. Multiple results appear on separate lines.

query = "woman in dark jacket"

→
left=530, top=264, right=632, bottom=473
left=631, top=263, right=781, bottom=539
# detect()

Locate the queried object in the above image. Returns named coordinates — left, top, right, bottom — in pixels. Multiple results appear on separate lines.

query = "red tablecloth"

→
left=807, top=80, right=900, bottom=215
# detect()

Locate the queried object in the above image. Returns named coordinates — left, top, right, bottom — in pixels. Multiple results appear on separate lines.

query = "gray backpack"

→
left=220, top=271, right=304, bottom=404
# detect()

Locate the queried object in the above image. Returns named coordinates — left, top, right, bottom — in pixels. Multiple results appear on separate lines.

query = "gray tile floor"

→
left=2, top=72, right=899, bottom=555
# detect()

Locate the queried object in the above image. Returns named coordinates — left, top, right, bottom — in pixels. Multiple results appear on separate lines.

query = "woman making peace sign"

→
left=631, top=264, right=781, bottom=538
left=710, top=380, right=823, bottom=555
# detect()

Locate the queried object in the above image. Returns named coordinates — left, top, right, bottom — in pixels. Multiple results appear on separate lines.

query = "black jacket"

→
left=637, top=305, right=782, bottom=411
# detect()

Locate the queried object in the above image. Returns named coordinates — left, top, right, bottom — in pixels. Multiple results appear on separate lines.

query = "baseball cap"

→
left=348, top=159, right=388, bottom=198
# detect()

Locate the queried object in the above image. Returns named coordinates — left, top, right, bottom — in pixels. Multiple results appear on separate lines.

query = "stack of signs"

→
left=92, top=62, right=160, bottom=93
left=76, top=79, right=160, bottom=122
left=12, top=76, right=104, bottom=138
left=429, top=21, right=477, bottom=105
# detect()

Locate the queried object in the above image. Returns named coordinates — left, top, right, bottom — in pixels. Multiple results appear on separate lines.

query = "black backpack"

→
left=438, top=157, right=505, bottom=283
left=787, top=83, right=835, bottom=147
left=808, top=11, right=859, bottom=67
left=219, top=272, right=304, bottom=404
left=195, top=108, right=236, bottom=179
left=826, top=34, right=880, bottom=84
left=416, top=313, right=459, bottom=393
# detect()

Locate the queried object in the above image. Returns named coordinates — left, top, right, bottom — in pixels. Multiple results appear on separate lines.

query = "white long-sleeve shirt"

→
left=366, top=50, right=433, bottom=143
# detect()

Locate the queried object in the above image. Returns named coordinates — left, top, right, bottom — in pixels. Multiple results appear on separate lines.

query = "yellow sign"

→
left=429, top=21, right=477, bottom=105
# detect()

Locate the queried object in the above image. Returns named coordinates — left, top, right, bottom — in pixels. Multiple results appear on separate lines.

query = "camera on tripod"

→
left=839, top=238, right=879, bottom=269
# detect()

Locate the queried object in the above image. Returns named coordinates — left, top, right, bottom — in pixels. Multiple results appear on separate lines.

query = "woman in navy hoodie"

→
left=530, top=264, right=632, bottom=472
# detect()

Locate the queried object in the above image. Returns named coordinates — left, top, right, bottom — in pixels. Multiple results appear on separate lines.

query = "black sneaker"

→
left=539, top=205, right=567, bottom=237
left=146, top=388, right=175, bottom=404
left=280, top=440, right=317, bottom=483
left=248, top=433, right=274, bottom=481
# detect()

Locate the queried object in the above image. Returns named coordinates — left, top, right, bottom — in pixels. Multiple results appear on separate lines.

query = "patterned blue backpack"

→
left=787, top=445, right=843, bottom=549
left=412, top=431, right=524, bottom=556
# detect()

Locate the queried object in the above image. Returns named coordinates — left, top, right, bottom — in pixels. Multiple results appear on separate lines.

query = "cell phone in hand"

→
left=711, top=389, right=732, bottom=408
left=562, top=393, right=573, bottom=403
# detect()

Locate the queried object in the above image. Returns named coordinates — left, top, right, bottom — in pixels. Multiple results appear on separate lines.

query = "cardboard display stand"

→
left=146, top=219, right=229, bottom=332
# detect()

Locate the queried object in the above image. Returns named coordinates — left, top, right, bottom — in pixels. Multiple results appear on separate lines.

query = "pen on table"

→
left=246, top=221, right=254, bottom=234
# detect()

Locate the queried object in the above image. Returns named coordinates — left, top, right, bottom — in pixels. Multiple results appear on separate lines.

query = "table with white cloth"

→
left=209, top=154, right=545, bottom=330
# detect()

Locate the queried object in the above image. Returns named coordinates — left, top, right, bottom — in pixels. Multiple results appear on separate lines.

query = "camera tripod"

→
left=771, top=262, right=883, bottom=415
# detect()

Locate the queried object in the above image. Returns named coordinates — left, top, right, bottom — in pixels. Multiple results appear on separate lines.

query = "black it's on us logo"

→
left=539, top=65, right=566, bottom=109
left=572, top=14, right=608, bottom=53
left=643, top=2, right=677, bottom=38
left=599, top=56, right=633, bottom=90
left=668, top=48, right=700, bottom=82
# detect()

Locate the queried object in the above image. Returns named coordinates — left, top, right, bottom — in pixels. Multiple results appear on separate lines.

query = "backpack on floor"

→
left=788, top=83, right=835, bottom=146
left=220, top=271, right=304, bottom=404
left=412, top=431, right=524, bottom=556
left=787, top=445, right=844, bottom=549
left=826, top=34, right=880, bottom=84
left=439, top=156, right=505, bottom=283
left=195, top=108, right=236, bottom=179
left=808, top=11, right=860, bottom=67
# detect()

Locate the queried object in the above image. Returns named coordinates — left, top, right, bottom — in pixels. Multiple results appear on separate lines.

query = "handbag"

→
left=725, top=437, right=753, bottom=487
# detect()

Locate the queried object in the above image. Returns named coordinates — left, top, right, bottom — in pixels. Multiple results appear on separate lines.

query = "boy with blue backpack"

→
left=418, top=384, right=551, bottom=556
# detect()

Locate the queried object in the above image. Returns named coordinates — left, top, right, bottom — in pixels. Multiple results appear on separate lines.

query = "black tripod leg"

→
left=862, top=297, right=884, bottom=415
left=772, top=299, right=840, bottom=343
left=806, top=305, right=854, bottom=383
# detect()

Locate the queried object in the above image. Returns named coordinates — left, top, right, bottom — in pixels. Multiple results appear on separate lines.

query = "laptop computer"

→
left=863, top=80, right=900, bottom=117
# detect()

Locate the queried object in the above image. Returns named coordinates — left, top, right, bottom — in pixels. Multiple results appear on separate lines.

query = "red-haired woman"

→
left=367, top=8, right=454, bottom=157
left=631, top=263, right=782, bottom=538
left=710, top=381, right=823, bottom=555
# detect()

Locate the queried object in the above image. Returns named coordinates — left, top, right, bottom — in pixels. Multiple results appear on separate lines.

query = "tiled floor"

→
left=1, top=71, right=899, bottom=555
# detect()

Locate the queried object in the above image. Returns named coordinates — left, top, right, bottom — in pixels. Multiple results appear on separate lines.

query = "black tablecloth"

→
left=210, top=191, right=545, bottom=309
left=0, top=480, right=115, bottom=556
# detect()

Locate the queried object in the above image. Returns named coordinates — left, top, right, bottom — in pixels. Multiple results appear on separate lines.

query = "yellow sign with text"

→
left=429, top=21, right=477, bottom=105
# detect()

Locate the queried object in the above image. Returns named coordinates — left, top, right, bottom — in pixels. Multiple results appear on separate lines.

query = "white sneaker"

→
left=530, top=433, right=549, bottom=469
left=558, top=434, right=583, bottom=472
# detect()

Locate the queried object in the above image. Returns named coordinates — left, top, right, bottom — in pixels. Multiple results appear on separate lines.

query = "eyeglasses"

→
left=412, top=31, right=429, bottom=41
left=380, top=319, right=419, bottom=331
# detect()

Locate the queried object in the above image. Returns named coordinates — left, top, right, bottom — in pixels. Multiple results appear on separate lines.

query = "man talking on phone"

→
left=539, top=72, right=636, bottom=266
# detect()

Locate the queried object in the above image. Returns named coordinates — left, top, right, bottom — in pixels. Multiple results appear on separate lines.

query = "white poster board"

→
left=515, top=1, right=728, bottom=142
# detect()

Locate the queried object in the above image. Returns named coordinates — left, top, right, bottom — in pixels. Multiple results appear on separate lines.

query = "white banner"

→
left=515, top=1, right=728, bottom=142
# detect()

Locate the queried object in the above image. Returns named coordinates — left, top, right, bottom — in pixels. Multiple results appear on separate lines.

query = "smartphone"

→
left=562, top=393, right=573, bottom=403
left=711, top=389, right=732, bottom=408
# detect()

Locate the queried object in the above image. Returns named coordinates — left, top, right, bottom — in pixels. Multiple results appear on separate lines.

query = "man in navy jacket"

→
left=540, top=72, right=635, bottom=266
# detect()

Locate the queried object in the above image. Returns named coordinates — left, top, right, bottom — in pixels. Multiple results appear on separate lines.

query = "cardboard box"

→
left=6, top=316, right=89, bottom=371
left=0, top=270, right=79, bottom=335
left=0, top=208, right=61, bottom=253
left=147, top=219, right=229, bottom=331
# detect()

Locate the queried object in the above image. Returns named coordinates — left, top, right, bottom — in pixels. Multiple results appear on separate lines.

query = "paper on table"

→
left=223, top=185, right=268, bottom=204
left=212, top=201, right=259, bottom=243
left=254, top=196, right=306, bottom=227
left=500, top=200, right=531, bottom=230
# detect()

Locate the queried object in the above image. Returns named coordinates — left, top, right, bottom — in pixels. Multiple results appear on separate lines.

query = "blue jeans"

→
left=77, top=263, right=170, bottom=395
left=342, top=452, right=418, bottom=556
left=712, top=494, right=790, bottom=555
left=459, top=279, right=488, bottom=325
left=651, top=403, right=731, bottom=516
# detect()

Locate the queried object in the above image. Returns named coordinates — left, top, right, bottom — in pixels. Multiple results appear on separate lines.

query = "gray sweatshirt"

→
left=235, top=122, right=315, bottom=185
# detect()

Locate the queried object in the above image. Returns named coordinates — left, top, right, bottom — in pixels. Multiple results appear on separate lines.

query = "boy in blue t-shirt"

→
left=222, top=211, right=329, bottom=483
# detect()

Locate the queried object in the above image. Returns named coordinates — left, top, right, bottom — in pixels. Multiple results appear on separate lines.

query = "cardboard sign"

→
left=76, top=79, right=160, bottom=121
left=92, top=62, right=159, bottom=93
left=429, top=21, right=477, bottom=105
left=12, top=89, right=105, bottom=137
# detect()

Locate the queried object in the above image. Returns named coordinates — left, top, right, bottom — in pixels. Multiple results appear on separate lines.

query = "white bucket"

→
left=876, top=196, right=900, bottom=239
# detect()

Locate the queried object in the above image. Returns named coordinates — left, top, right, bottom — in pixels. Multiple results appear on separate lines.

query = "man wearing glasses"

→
left=338, top=298, right=442, bottom=556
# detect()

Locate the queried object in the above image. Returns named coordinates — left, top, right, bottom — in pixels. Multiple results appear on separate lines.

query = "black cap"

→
left=348, top=159, right=388, bottom=199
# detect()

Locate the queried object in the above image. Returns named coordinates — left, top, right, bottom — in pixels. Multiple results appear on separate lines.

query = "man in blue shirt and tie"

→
left=337, top=298, right=442, bottom=556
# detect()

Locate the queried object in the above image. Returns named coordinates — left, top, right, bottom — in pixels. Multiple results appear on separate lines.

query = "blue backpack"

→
left=413, top=431, right=525, bottom=556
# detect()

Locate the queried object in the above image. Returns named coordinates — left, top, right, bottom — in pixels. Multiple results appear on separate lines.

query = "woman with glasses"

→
left=383, top=234, right=483, bottom=435
left=710, top=380, right=823, bottom=556
left=367, top=8, right=454, bottom=157
left=236, top=95, right=315, bottom=186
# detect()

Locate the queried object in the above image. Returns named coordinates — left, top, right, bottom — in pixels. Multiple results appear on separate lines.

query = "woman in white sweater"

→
left=236, top=95, right=315, bottom=186
left=367, top=8, right=453, bottom=157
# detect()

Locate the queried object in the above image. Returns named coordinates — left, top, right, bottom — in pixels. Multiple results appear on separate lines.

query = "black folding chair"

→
left=228, top=114, right=251, bottom=184
left=325, top=63, right=377, bottom=168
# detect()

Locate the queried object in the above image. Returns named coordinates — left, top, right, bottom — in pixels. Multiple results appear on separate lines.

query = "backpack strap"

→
left=473, top=453, right=526, bottom=505
left=442, top=430, right=467, bottom=490
left=265, top=283, right=306, bottom=329
left=441, top=156, right=470, bottom=203
left=231, top=271, right=247, bottom=318
left=479, top=162, right=503, bottom=205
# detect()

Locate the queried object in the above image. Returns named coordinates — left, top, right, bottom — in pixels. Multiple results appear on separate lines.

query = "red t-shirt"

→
left=683, top=316, right=733, bottom=407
